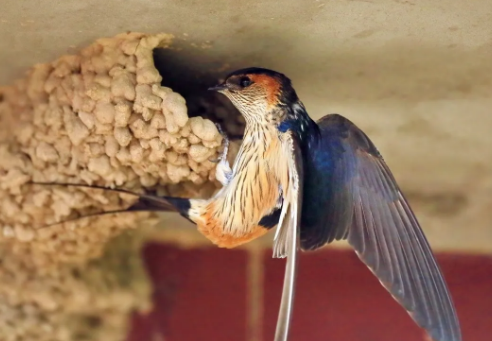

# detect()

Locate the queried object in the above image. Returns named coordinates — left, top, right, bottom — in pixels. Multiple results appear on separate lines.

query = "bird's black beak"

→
left=208, top=83, right=228, bottom=92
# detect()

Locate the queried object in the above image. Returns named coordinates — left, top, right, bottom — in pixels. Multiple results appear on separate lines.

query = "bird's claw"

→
left=215, top=122, right=227, bottom=138
left=212, top=122, right=232, bottom=186
left=210, top=122, right=230, bottom=162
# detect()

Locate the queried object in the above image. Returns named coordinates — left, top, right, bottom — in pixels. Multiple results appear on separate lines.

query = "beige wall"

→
left=1, top=0, right=491, bottom=253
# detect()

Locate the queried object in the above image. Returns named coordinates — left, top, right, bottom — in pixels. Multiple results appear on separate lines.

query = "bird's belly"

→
left=197, top=221, right=268, bottom=248
left=190, top=133, right=286, bottom=248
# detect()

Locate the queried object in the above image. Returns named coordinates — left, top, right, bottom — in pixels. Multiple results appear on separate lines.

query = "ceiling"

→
left=1, top=0, right=492, bottom=252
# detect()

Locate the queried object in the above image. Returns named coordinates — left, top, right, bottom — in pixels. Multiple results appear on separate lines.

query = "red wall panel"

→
left=128, top=244, right=492, bottom=341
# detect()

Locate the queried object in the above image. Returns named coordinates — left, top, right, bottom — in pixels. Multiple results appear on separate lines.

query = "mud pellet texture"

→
left=0, top=32, right=226, bottom=341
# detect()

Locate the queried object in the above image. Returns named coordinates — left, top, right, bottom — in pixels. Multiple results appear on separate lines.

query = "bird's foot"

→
left=210, top=123, right=232, bottom=186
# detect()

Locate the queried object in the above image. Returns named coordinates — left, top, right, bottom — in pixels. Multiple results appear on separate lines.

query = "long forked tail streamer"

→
left=28, top=182, right=178, bottom=229
left=273, top=208, right=300, bottom=341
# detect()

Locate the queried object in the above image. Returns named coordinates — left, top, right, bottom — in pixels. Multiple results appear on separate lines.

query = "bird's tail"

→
left=28, top=182, right=192, bottom=229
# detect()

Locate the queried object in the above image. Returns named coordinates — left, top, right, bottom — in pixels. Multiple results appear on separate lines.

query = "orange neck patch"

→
left=249, top=74, right=281, bottom=108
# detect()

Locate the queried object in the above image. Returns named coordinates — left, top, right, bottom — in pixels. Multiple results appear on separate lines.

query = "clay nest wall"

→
left=0, top=32, right=243, bottom=341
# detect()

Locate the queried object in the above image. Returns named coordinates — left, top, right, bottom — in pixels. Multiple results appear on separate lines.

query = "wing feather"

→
left=302, top=114, right=461, bottom=341
left=272, top=131, right=304, bottom=341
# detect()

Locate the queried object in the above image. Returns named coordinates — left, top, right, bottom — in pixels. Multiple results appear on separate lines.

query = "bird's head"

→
left=209, top=67, right=299, bottom=122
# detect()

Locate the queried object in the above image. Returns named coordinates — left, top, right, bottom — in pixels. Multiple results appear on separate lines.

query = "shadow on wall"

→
left=155, top=29, right=492, bottom=106
left=153, top=33, right=492, bottom=138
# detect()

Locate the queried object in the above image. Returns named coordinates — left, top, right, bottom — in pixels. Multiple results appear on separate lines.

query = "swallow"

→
left=31, top=67, right=461, bottom=341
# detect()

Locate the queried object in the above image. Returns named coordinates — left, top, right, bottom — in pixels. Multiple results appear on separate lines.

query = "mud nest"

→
left=0, top=32, right=243, bottom=341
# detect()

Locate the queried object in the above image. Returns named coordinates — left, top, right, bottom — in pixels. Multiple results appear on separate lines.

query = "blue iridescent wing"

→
left=301, top=114, right=461, bottom=341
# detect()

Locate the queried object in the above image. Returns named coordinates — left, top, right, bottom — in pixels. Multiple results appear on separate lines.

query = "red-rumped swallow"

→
left=32, top=67, right=461, bottom=341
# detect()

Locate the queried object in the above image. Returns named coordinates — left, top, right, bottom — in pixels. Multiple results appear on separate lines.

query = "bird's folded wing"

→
left=272, top=131, right=304, bottom=341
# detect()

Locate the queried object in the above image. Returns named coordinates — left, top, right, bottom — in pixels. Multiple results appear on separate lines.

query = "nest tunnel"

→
left=152, top=44, right=245, bottom=139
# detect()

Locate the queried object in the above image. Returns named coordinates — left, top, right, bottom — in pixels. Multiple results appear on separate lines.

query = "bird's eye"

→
left=240, top=77, right=252, bottom=88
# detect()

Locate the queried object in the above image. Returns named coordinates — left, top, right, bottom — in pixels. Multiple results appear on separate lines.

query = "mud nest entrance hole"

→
left=153, top=46, right=245, bottom=140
